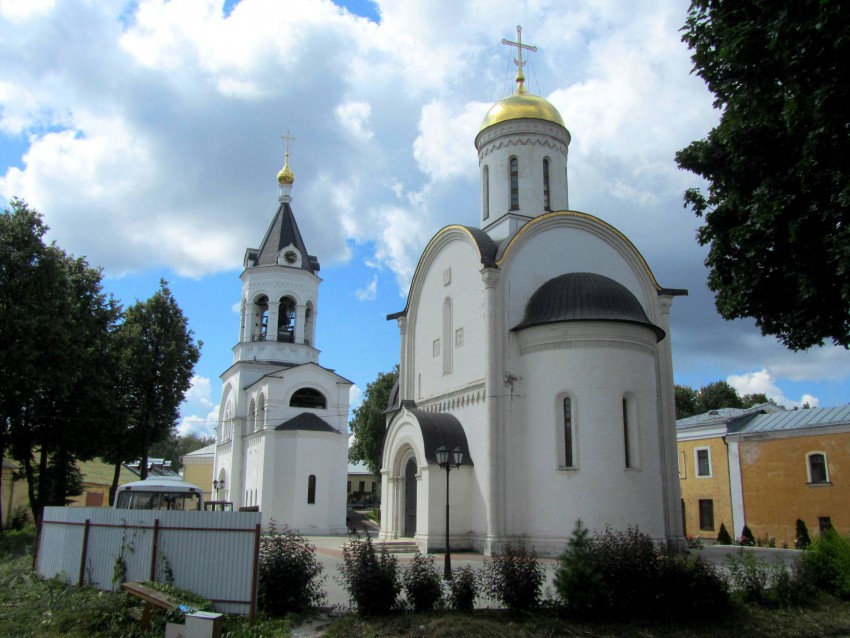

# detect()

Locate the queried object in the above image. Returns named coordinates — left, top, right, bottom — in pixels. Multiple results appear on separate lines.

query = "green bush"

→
left=338, top=534, right=401, bottom=615
left=483, top=542, right=544, bottom=612
left=796, top=519, right=812, bottom=549
left=258, top=521, right=326, bottom=615
left=655, top=550, right=730, bottom=619
left=402, top=551, right=443, bottom=612
left=803, top=528, right=850, bottom=599
left=726, top=548, right=814, bottom=607
left=448, top=565, right=478, bottom=612
left=717, top=522, right=732, bottom=545
left=554, top=520, right=608, bottom=616
left=555, top=521, right=729, bottom=620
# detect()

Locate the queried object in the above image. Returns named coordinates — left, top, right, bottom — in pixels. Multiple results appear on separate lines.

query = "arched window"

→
left=307, top=475, right=317, bottom=504
left=622, top=394, right=639, bottom=468
left=221, top=401, right=234, bottom=442
left=247, top=397, right=256, bottom=432
left=442, top=297, right=452, bottom=375
left=257, top=393, right=266, bottom=431
left=807, top=452, right=829, bottom=484
left=290, top=388, right=327, bottom=409
left=482, top=165, right=490, bottom=220
left=543, top=158, right=551, bottom=210
left=558, top=394, right=576, bottom=468
left=509, top=157, right=519, bottom=210
left=254, top=295, right=269, bottom=341
left=278, top=296, right=296, bottom=343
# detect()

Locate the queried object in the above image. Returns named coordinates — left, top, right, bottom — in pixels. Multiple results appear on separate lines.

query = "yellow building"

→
left=181, top=443, right=216, bottom=501
left=347, top=462, right=378, bottom=507
left=678, top=404, right=850, bottom=547
left=2, top=459, right=30, bottom=528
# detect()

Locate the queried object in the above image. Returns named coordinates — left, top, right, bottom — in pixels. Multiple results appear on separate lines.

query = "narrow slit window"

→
left=483, top=165, right=490, bottom=220
left=509, top=157, right=519, bottom=210
left=307, top=475, right=316, bottom=504
left=543, top=158, right=551, bottom=210
left=623, top=398, right=631, bottom=468
left=563, top=397, right=574, bottom=468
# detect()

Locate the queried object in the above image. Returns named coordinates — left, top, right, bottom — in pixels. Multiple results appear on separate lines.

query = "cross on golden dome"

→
left=502, top=25, right=537, bottom=95
left=277, top=130, right=296, bottom=185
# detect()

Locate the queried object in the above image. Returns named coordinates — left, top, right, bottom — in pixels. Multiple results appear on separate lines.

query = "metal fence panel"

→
left=37, top=507, right=261, bottom=615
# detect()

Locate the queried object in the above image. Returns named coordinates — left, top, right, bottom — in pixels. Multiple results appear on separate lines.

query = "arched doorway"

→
left=403, top=458, right=417, bottom=537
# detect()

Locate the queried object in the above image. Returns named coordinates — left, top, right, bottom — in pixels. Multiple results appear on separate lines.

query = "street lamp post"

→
left=435, top=445, right=464, bottom=580
left=212, top=478, right=225, bottom=499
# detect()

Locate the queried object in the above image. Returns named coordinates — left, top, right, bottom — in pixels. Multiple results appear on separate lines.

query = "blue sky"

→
left=1, top=0, right=848, bottom=438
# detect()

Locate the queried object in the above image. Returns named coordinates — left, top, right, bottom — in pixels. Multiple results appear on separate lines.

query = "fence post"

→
left=149, top=519, right=160, bottom=582
left=249, top=523, right=261, bottom=625
left=78, top=519, right=91, bottom=587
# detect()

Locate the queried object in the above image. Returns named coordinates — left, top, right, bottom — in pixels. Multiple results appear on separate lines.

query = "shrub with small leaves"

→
left=726, top=548, right=814, bottom=607
left=656, top=549, right=730, bottom=619
left=258, top=521, right=326, bottom=616
left=448, top=565, right=478, bottom=612
left=338, top=534, right=401, bottom=615
left=717, top=522, right=732, bottom=545
left=483, top=542, right=544, bottom=612
left=739, top=525, right=756, bottom=546
left=803, top=528, right=850, bottom=599
left=402, top=550, right=443, bottom=612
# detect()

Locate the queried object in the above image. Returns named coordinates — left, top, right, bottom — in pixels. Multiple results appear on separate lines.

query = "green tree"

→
left=676, top=0, right=850, bottom=350
left=675, top=384, right=698, bottom=419
left=740, top=393, right=770, bottom=408
left=0, top=199, right=121, bottom=530
left=150, top=431, right=215, bottom=472
left=696, top=381, right=742, bottom=413
left=348, top=366, right=398, bottom=477
left=116, top=280, right=201, bottom=481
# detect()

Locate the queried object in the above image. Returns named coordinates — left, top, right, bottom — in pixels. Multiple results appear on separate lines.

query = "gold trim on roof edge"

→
left=495, top=210, right=661, bottom=291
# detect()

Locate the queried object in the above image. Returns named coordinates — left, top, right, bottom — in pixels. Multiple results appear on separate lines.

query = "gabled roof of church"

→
left=275, top=412, right=338, bottom=433
left=248, top=201, right=320, bottom=273
left=512, top=272, right=666, bottom=341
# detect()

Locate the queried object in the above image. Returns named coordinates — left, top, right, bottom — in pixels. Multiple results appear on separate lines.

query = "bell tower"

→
left=234, top=135, right=321, bottom=366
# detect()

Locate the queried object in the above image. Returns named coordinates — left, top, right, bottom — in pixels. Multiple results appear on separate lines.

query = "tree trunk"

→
left=108, top=461, right=122, bottom=507
left=0, top=445, right=5, bottom=531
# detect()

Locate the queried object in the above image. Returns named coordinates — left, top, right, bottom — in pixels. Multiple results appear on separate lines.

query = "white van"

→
left=114, top=476, right=204, bottom=511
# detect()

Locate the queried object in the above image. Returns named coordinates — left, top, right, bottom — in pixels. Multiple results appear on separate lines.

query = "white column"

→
left=481, top=267, right=502, bottom=549
left=267, top=301, right=280, bottom=341
left=656, top=296, right=685, bottom=545
left=727, top=438, right=745, bottom=536
left=295, top=303, right=306, bottom=344
left=397, top=316, right=408, bottom=400
left=229, top=418, right=246, bottom=509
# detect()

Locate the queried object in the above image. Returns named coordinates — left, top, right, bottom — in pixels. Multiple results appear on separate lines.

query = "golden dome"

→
left=480, top=92, right=565, bottom=132
left=277, top=152, right=295, bottom=185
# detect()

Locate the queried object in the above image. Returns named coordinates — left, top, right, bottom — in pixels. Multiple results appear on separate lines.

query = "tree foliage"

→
left=348, top=365, right=398, bottom=477
left=115, top=281, right=201, bottom=480
left=675, top=380, right=772, bottom=418
left=149, top=431, right=215, bottom=472
left=676, top=0, right=850, bottom=350
left=0, top=199, right=121, bottom=527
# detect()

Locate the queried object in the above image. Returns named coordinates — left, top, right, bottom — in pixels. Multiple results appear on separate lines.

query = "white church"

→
left=212, top=147, right=351, bottom=535
left=379, top=29, right=686, bottom=556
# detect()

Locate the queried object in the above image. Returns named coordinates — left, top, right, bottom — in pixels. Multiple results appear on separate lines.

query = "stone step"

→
left=373, top=540, right=419, bottom=553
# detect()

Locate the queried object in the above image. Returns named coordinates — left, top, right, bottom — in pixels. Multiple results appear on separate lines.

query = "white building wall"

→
left=514, top=322, right=665, bottom=553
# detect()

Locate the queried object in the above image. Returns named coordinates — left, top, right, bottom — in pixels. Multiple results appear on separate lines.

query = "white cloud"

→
left=336, top=100, right=374, bottom=142
left=727, top=369, right=820, bottom=410
left=179, top=376, right=218, bottom=437
left=355, top=274, right=378, bottom=301
left=349, top=384, right=363, bottom=412
left=412, top=100, right=490, bottom=181
left=0, top=0, right=54, bottom=22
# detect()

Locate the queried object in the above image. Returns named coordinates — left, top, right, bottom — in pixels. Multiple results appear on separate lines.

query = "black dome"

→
left=513, top=272, right=665, bottom=341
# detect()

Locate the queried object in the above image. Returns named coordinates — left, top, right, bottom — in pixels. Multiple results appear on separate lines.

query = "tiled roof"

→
left=252, top=202, right=318, bottom=273
left=275, top=412, right=338, bottom=433
left=735, top=405, right=850, bottom=434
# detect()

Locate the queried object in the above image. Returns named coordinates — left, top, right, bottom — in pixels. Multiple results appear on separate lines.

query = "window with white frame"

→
left=695, top=447, right=712, bottom=477
left=807, top=452, right=829, bottom=484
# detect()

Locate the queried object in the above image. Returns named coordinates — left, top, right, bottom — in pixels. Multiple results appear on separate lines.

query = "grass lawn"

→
left=4, top=528, right=850, bottom=637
